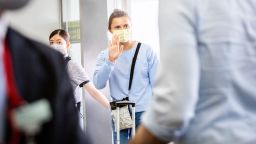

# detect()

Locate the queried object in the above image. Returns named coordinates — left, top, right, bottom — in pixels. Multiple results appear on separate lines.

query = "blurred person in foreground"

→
left=130, top=0, right=256, bottom=144
left=0, top=0, right=88, bottom=143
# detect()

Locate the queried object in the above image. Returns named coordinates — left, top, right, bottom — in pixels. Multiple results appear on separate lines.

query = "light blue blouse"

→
left=93, top=42, right=158, bottom=112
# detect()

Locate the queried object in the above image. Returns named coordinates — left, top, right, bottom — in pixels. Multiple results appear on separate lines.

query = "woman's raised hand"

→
left=108, top=34, right=123, bottom=62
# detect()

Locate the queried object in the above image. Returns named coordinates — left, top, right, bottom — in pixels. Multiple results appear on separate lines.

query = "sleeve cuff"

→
left=106, top=58, right=115, bottom=66
left=79, top=80, right=90, bottom=87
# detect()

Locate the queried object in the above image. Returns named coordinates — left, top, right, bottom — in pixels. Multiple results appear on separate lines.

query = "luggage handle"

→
left=116, top=101, right=135, bottom=107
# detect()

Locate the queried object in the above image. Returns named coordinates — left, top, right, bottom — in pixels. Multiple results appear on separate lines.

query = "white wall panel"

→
left=4, top=0, right=60, bottom=44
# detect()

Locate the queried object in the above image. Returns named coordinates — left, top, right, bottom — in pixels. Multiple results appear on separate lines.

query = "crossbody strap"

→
left=128, top=42, right=141, bottom=91
left=110, top=43, right=141, bottom=108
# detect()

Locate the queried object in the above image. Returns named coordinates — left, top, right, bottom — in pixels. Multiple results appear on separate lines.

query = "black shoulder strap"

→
left=128, top=42, right=141, bottom=90
left=64, top=56, right=71, bottom=67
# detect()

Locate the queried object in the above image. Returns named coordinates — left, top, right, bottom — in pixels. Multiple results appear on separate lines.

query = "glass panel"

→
left=61, top=0, right=81, bottom=64
left=60, top=0, right=85, bottom=131
left=107, top=0, right=160, bottom=56
left=130, top=0, right=159, bottom=55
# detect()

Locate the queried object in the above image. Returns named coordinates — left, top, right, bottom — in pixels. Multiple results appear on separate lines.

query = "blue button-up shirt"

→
left=143, top=0, right=256, bottom=143
left=0, top=17, right=7, bottom=143
left=93, top=42, right=158, bottom=112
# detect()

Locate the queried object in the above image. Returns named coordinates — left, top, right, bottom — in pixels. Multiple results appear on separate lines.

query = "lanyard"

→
left=3, top=40, right=25, bottom=144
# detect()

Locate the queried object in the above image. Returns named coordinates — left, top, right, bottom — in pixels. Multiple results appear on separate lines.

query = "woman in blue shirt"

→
left=93, top=9, right=158, bottom=144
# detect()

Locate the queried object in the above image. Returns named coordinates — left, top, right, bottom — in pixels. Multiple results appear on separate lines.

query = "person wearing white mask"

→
left=49, top=29, right=110, bottom=111
left=93, top=9, right=159, bottom=144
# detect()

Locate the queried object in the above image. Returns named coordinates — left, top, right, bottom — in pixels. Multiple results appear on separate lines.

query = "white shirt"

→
left=143, top=0, right=256, bottom=143
left=66, top=59, right=90, bottom=103
left=0, top=16, right=8, bottom=143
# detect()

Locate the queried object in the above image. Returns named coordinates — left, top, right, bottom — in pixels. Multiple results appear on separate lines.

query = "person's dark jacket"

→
left=6, top=27, right=89, bottom=144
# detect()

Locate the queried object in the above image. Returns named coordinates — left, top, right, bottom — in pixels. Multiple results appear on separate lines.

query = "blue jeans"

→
left=112, top=111, right=144, bottom=144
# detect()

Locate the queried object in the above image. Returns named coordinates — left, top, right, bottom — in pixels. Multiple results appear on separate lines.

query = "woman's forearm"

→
left=83, top=83, right=110, bottom=108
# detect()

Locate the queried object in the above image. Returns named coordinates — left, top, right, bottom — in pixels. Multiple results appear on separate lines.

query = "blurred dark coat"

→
left=5, top=27, right=89, bottom=144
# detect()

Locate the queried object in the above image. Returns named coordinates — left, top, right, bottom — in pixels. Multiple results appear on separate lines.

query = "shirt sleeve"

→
left=67, top=60, right=90, bottom=88
left=146, top=45, right=159, bottom=87
left=93, top=50, right=115, bottom=89
left=143, top=0, right=200, bottom=142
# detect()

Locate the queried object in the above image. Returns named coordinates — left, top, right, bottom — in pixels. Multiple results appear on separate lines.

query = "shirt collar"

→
left=0, top=16, right=8, bottom=55
left=0, top=16, right=8, bottom=42
left=0, top=16, right=7, bottom=141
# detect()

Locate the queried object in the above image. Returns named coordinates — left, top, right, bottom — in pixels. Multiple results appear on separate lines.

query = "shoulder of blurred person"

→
left=132, top=0, right=256, bottom=144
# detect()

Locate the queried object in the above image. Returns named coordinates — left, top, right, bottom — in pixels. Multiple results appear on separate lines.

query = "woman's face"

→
left=110, top=16, right=131, bottom=32
left=49, top=34, right=70, bottom=56
left=49, top=34, right=68, bottom=46
left=110, top=16, right=132, bottom=43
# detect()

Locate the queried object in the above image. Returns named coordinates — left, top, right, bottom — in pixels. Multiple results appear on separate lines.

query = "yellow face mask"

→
left=113, top=29, right=131, bottom=43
